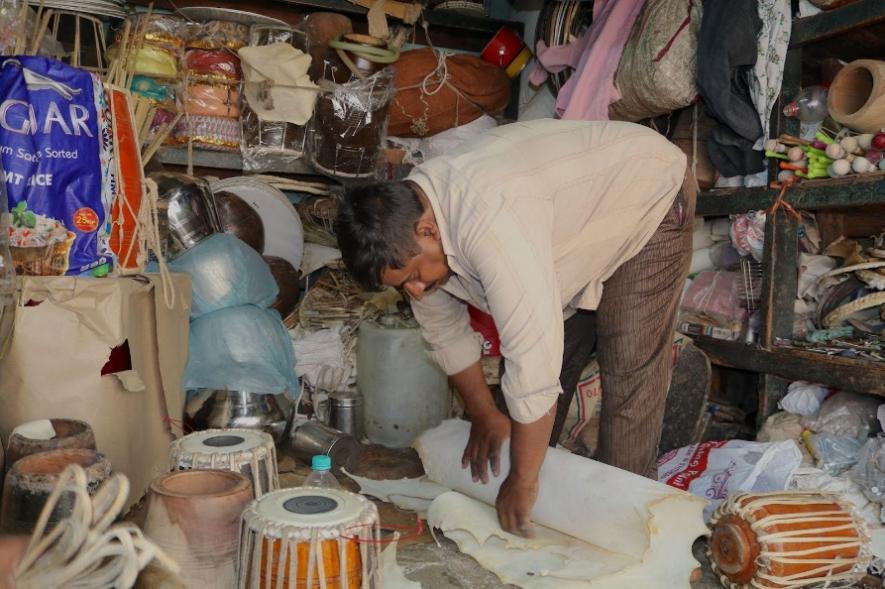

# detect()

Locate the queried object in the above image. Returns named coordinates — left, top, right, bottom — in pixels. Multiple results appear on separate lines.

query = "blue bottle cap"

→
left=311, top=454, right=332, bottom=471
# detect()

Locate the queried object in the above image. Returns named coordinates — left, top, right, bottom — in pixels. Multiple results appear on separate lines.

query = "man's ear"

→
left=415, top=217, right=440, bottom=240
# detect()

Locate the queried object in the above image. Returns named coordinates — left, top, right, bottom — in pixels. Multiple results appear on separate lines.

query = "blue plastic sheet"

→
left=169, top=233, right=277, bottom=319
left=184, top=304, right=298, bottom=395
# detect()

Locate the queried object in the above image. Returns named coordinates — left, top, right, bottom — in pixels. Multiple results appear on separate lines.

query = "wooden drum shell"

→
left=710, top=492, right=872, bottom=589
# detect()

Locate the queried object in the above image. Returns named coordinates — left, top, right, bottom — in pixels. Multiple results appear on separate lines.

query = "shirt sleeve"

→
left=409, top=288, right=483, bottom=376
left=462, top=197, right=564, bottom=424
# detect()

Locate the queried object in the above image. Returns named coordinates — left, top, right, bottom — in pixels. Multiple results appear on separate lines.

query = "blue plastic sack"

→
left=169, top=233, right=278, bottom=319
left=183, top=305, right=298, bottom=395
left=0, top=56, right=113, bottom=274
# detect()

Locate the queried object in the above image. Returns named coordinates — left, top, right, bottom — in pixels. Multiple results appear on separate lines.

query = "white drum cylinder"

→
left=237, top=487, right=381, bottom=589
left=170, top=428, right=279, bottom=497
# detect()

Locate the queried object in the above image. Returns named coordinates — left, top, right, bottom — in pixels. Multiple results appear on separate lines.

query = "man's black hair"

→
left=336, top=181, right=425, bottom=291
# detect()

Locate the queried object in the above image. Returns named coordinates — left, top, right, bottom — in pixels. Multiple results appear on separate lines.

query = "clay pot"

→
left=827, top=59, right=885, bottom=133
left=0, top=449, right=111, bottom=534
left=214, top=191, right=265, bottom=254
left=6, top=419, right=96, bottom=471
left=144, top=470, right=253, bottom=588
left=263, top=256, right=301, bottom=322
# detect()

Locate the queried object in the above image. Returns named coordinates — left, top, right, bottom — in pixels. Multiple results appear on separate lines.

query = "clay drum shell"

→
left=6, top=419, right=96, bottom=470
left=0, top=448, right=111, bottom=534
left=144, top=470, right=253, bottom=589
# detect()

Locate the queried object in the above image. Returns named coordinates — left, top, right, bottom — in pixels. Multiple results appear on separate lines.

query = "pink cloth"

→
left=531, top=0, right=645, bottom=121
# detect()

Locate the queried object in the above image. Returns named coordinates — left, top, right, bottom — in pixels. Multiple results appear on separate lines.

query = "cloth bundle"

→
left=608, top=0, right=702, bottom=122
left=388, top=48, right=510, bottom=138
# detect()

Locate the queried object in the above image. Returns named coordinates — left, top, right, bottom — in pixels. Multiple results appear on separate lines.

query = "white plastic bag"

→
left=850, top=436, right=885, bottom=504
left=658, top=439, right=802, bottom=520
left=779, top=381, right=831, bottom=417
left=803, top=392, right=881, bottom=438
left=792, top=467, right=881, bottom=526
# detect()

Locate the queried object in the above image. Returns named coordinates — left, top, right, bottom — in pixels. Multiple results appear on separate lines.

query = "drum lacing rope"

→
left=13, top=464, right=178, bottom=589
left=710, top=492, right=871, bottom=589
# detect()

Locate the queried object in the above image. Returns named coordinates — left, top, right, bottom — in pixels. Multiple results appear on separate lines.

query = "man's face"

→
left=381, top=220, right=451, bottom=300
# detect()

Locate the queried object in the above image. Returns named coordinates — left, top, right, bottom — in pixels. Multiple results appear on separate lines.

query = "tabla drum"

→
left=709, top=491, right=872, bottom=589
left=310, top=69, right=395, bottom=179
left=237, top=487, right=381, bottom=589
left=170, top=428, right=279, bottom=498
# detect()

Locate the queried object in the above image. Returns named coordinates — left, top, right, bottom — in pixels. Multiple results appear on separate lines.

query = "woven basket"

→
left=10, top=232, right=76, bottom=276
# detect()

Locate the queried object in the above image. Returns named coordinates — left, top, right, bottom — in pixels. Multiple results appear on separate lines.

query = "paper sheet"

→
left=413, top=420, right=709, bottom=589
left=0, top=275, right=191, bottom=509
left=343, top=470, right=448, bottom=516
left=381, top=541, right=422, bottom=589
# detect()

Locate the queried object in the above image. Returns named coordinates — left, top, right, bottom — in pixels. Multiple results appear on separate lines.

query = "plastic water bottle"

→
left=303, top=455, right=341, bottom=489
left=783, top=86, right=829, bottom=123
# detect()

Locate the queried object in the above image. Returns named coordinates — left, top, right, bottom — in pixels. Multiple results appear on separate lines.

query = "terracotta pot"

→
left=0, top=449, right=111, bottom=534
left=144, top=470, right=253, bottom=588
left=6, top=419, right=96, bottom=471
left=215, top=191, right=266, bottom=254
left=263, top=256, right=301, bottom=322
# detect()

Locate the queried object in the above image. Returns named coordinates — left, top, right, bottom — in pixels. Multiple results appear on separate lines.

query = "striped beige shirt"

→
left=407, top=119, right=686, bottom=423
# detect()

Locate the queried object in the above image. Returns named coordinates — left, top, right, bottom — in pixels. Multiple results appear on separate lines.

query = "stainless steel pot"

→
left=287, top=418, right=361, bottom=471
left=150, top=172, right=221, bottom=258
left=184, top=389, right=292, bottom=442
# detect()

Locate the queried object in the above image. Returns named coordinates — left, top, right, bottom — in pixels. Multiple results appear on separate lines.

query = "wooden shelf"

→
left=696, top=174, right=885, bottom=217
left=277, top=0, right=516, bottom=34
left=693, top=335, right=885, bottom=397
left=791, top=0, right=885, bottom=47
left=156, top=147, right=316, bottom=175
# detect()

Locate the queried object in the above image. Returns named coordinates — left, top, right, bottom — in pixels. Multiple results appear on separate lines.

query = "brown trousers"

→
left=551, top=181, right=695, bottom=479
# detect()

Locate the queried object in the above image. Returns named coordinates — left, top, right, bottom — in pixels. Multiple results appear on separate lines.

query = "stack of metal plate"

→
left=27, top=0, right=128, bottom=19
left=535, top=0, right=593, bottom=95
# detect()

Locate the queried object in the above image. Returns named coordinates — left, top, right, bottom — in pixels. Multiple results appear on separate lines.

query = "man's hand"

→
left=494, top=408, right=554, bottom=537
left=496, top=473, right=539, bottom=537
left=461, top=408, right=511, bottom=483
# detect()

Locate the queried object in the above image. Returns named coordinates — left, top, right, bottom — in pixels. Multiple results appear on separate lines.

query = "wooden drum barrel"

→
left=709, top=491, right=872, bottom=589
left=238, top=487, right=381, bottom=589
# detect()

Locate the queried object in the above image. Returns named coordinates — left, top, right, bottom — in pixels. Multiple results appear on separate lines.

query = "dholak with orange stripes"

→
left=237, top=487, right=381, bottom=589
left=709, top=491, right=872, bottom=589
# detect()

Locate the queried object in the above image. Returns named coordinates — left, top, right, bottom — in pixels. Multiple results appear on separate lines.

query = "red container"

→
left=468, top=305, right=501, bottom=357
left=480, top=27, right=532, bottom=79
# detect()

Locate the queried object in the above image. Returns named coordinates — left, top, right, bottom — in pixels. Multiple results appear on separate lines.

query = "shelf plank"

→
left=696, top=174, right=885, bottom=216
left=791, top=0, right=885, bottom=47
left=693, top=336, right=885, bottom=396
left=156, top=147, right=316, bottom=175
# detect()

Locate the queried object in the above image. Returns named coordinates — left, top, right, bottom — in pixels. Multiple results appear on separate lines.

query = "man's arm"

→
left=450, top=361, right=510, bottom=483
left=497, top=409, right=554, bottom=536
left=462, top=197, right=564, bottom=536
